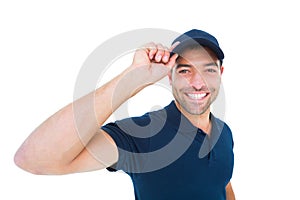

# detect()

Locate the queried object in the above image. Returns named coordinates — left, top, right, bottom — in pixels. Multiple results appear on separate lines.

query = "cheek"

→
left=172, top=77, right=190, bottom=88
left=205, top=77, right=221, bottom=89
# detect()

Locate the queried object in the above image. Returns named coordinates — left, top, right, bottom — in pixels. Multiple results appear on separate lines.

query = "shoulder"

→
left=116, top=108, right=168, bottom=133
left=103, top=107, right=168, bottom=137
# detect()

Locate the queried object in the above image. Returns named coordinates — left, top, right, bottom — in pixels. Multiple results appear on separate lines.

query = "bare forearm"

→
left=14, top=69, right=140, bottom=174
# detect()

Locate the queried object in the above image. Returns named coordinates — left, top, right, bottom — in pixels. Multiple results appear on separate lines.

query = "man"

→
left=15, top=29, right=235, bottom=200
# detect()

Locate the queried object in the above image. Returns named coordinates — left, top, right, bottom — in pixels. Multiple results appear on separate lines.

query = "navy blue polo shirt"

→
left=102, top=101, right=234, bottom=200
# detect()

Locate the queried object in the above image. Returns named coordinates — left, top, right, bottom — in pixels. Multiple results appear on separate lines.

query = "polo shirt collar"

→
left=165, top=101, right=221, bottom=133
left=165, top=101, right=198, bottom=133
left=164, top=101, right=224, bottom=160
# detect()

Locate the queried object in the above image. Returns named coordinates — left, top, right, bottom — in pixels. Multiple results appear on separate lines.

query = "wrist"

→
left=119, top=65, right=153, bottom=97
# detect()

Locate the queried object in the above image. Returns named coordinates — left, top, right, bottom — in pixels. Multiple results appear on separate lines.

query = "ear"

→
left=220, top=66, right=224, bottom=75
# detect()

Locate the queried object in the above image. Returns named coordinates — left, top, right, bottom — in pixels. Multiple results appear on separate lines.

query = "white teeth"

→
left=187, top=93, right=207, bottom=99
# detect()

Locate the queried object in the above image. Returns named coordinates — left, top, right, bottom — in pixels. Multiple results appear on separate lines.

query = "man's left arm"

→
left=226, top=182, right=236, bottom=200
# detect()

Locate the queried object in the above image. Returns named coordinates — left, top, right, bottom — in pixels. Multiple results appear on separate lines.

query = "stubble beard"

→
left=173, top=87, right=219, bottom=116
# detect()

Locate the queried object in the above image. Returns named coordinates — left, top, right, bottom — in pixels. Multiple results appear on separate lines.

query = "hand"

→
left=129, top=42, right=180, bottom=85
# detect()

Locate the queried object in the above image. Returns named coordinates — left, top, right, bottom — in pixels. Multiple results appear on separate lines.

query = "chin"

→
left=187, top=109, right=208, bottom=116
left=183, top=105, right=210, bottom=116
left=174, top=98, right=211, bottom=116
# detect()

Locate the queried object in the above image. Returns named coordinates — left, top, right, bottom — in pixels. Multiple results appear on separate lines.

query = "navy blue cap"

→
left=171, top=29, right=224, bottom=61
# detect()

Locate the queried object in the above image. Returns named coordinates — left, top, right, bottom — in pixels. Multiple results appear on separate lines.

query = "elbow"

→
left=14, top=148, right=71, bottom=175
left=14, top=148, right=44, bottom=175
left=14, top=150, right=35, bottom=174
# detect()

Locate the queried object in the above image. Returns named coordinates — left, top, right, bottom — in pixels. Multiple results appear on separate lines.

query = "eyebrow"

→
left=176, top=62, right=219, bottom=69
left=176, top=64, right=192, bottom=69
left=204, top=62, right=219, bottom=67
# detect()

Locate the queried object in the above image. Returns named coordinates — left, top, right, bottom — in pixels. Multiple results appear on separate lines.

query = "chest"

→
left=130, top=133, right=234, bottom=199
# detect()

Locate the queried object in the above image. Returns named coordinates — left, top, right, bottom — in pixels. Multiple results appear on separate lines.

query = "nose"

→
left=190, top=71, right=206, bottom=90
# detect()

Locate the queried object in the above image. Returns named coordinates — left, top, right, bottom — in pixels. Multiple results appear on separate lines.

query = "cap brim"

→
left=171, top=38, right=224, bottom=60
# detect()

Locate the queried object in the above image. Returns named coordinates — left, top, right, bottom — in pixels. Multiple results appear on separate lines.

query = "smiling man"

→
left=171, top=46, right=223, bottom=119
left=15, top=29, right=235, bottom=200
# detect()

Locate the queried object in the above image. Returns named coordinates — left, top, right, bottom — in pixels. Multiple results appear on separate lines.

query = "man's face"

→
left=168, top=47, right=224, bottom=116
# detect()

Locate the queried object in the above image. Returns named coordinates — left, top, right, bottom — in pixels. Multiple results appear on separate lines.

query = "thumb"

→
left=165, top=53, right=178, bottom=70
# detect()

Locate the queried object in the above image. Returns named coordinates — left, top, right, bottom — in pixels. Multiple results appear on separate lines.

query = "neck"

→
left=175, top=101, right=211, bottom=134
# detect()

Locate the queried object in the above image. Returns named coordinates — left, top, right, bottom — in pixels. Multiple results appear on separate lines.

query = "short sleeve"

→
left=101, top=120, right=150, bottom=173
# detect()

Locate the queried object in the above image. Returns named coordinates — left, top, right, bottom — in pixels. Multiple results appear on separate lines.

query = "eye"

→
left=206, top=68, right=217, bottom=73
left=178, top=69, right=190, bottom=74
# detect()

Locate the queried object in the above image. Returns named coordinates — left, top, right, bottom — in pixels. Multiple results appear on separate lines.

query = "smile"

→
left=186, top=93, right=209, bottom=100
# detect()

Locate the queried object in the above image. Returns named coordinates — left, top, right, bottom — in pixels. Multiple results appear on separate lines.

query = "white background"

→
left=1, top=0, right=300, bottom=199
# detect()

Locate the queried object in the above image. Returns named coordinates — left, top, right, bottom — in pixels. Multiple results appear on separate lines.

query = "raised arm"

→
left=14, top=42, right=178, bottom=175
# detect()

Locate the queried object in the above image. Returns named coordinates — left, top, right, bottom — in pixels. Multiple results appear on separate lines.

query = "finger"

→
left=162, top=45, right=170, bottom=63
left=154, top=43, right=165, bottom=62
left=169, top=41, right=180, bottom=52
left=166, top=53, right=178, bottom=70
left=146, top=42, right=158, bottom=60
left=142, top=42, right=156, bottom=60
left=168, top=41, right=180, bottom=62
